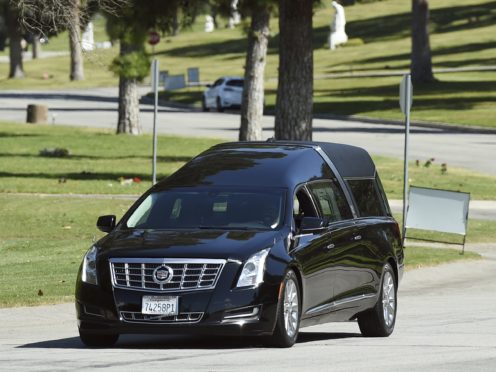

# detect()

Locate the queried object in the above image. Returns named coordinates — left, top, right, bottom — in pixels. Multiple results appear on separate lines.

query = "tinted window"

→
left=226, top=79, right=244, bottom=87
left=213, top=78, right=224, bottom=87
left=347, top=179, right=385, bottom=217
left=293, top=187, right=318, bottom=230
left=308, top=182, right=352, bottom=222
left=126, top=188, right=285, bottom=231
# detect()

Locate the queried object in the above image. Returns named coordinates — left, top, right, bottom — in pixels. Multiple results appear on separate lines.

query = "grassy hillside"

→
left=0, top=0, right=495, bottom=127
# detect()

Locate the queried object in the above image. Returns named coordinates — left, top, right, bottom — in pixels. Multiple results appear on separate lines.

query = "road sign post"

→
left=400, top=74, right=413, bottom=247
left=151, top=59, right=159, bottom=185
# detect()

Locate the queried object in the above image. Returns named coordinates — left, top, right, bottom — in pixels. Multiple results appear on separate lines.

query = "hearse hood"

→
left=97, top=229, right=283, bottom=262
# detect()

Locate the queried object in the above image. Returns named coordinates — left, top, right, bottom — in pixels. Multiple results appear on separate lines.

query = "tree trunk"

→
left=275, top=0, right=313, bottom=141
left=116, top=41, right=141, bottom=135
left=69, top=0, right=84, bottom=81
left=32, top=34, right=41, bottom=59
left=411, top=0, right=435, bottom=83
left=239, top=7, right=270, bottom=141
left=6, top=5, right=24, bottom=78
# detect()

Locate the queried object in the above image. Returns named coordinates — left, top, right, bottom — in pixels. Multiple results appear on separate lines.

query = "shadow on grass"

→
left=316, top=79, right=496, bottom=98
left=17, top=331, right=361, bottom=350
left=0, top=153, right=193, bottom=162
left=313, top=96, right=496, bottom=118
left=313, top=1, right=496, bottom=46
left=0, top=132, right=43, bottom=138
left=0, top=171, right=155, bottom=182
left=158, top=37, right=247, bottom=58
left=356, top=41, right=496, bottom=66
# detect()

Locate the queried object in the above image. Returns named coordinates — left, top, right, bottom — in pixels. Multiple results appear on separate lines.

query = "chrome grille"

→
left=109, top=258, right=226, bottom=292
left=120, top=311, right=203, bottom=324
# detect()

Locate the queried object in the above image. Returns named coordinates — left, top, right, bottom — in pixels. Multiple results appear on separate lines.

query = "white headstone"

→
left=329, top=1, right=348, bottom=50
left=81, top=22, right=94, bottom=51
left=227, top=0, right=241, bottom=29
left=205, top=15, right=215, bottom=33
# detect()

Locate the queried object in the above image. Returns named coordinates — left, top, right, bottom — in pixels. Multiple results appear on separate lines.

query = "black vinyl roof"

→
left=238, top=141, right=377, bottom=179
left=313, top=141, right=376, bottom=178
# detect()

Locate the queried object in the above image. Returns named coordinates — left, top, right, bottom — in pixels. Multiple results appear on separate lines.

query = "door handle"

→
left=353, top=235, right=362, bottom=241
left=326, top=243, right=335, bottom=250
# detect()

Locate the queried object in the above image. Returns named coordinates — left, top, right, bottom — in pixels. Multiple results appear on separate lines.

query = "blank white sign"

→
left=405, top=186, right=470, bottom=236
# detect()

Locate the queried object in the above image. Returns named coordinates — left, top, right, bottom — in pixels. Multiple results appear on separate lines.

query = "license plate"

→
left=142, top=296, right=178, bottom=316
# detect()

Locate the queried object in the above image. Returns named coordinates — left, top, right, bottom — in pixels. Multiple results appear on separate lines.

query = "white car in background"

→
left=203, top=76, right=244, bottom=112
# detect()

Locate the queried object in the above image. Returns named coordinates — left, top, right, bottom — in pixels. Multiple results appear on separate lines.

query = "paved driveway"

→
left=1, top=88, right=495, bottom=175
left=1, top=253, right=495, bottom=371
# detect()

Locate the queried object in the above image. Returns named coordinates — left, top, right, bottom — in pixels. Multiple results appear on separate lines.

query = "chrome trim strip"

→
left=312, top=145, right=358, bottom=219
left=223, top=306, right=260, bottom=320
left=109, top=258, right=226, bottom=293
left=119, top=311, right=204, bottom=324
left=110, top=258, right=226, bottom=265
left=305, top=293, right=376, bottom=316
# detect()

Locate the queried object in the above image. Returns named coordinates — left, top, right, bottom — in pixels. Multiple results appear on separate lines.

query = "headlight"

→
left=82, top=246, right=98, bottom=285
left=236, top=248, right=270, bottom=288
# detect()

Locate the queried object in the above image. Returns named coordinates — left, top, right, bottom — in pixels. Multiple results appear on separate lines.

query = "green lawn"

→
left=0, top=195, right=133, bottom=307
left=1, top=0, right=495, bottom=127
left=404, top=246, right=480, bottom=270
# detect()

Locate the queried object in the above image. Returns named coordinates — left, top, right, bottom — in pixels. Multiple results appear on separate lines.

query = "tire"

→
left=358, top=263, right=397, bottom=337
left=79, top=331, right=119, bottom=348
left=216, top=96, right=224, bottom=112
left=202, top=97, right=209, bottom=112
left=269, top=270, right=300, bottom=348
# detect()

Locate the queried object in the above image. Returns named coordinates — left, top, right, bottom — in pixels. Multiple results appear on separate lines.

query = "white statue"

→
left=81, top=22, right=95, bottom=51
left=227, top=0, right=241, bottom=29
left=329, top=1, right=348, bottom=50
left=205, top=15, right=215, bottom=33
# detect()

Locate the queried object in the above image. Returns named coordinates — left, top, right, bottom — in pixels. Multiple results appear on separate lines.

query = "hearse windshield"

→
left=125, top=188, right=285, bottom=231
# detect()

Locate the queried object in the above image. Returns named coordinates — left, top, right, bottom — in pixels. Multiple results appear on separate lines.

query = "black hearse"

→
left=76, top=141, right=404, bottom=347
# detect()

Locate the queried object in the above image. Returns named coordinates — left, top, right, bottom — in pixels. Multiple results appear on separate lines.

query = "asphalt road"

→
left=1, top=88, right=495, bottom=175
left=1, top=250, right=495, bottom=371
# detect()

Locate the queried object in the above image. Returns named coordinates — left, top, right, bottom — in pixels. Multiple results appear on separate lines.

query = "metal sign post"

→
left=399, top=74, right=413, bottom=247
left=151, top=59, right=159, bottom=185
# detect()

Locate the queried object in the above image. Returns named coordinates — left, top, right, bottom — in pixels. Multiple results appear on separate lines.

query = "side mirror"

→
left=97, top=215, right=116, bottom=233
left=206, top=84, right=212, bottom=88
left=300, top=217, right=325, bottom=233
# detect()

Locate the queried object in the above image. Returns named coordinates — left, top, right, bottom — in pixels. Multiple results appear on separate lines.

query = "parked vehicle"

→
left=202, top=76, right=243, bottom=112
left=76, top=141, right=404, bottom=348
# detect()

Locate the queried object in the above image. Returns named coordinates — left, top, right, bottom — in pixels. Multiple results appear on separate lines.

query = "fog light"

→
left=223, top=306, right=261, bottom=321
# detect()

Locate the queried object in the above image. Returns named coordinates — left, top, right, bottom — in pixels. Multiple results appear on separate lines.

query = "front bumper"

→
left=76, top=262, right=281, bottom=337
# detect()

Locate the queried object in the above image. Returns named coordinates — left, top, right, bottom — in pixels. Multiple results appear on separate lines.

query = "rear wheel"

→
left=358, top=263, right=397, bottom=337
left=79, top=331, right=119, bottom=348
left=269, top=270, right=300, bottom=347
left=216, top=96, right=224, bottom=112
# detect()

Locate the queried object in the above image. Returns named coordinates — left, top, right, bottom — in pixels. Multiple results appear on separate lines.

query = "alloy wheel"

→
left=283, top=278, right=299, bottom=338
left=382, top=271, right=395, bottom=327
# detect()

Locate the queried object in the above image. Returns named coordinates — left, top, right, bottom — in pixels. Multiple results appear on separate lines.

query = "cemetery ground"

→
left=0, top=0, right=495, bottom=128
left=0, top=121, right=493, bottom=308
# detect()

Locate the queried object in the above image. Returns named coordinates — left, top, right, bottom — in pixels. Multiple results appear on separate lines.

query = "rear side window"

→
left=347, top=179, right=386, bottom=217
left=226, top=79, right=243, bottom=87
left=307, top=182, right=352, bottom=222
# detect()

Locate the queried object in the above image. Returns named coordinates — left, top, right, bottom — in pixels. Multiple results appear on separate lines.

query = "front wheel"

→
left=358, top=263, right=397, bottom=337
left=79, top=331, right=119, bottom=348
left=269, top=270, right=300, bottom=347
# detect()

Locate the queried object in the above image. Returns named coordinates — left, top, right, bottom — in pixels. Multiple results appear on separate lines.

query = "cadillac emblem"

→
left=153, top=265, right=174, bottom=284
